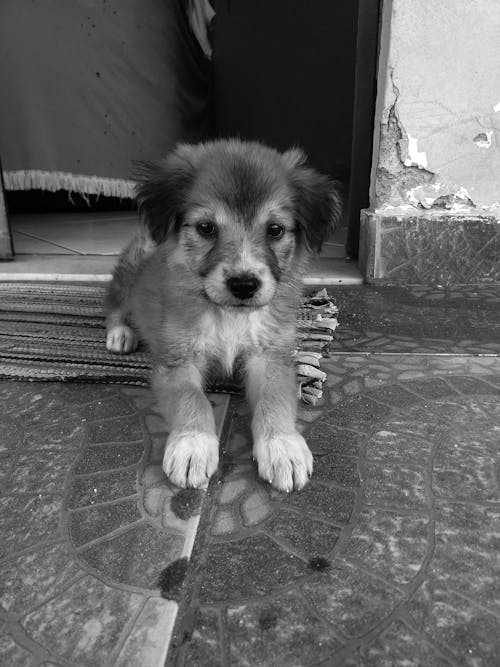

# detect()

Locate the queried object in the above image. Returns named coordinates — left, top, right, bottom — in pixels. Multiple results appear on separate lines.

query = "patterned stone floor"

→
left=170, top=355, right=500, bottom=667
left=1, top=284, right=500, bottom=666
left=0, top=383, right=229, bottom=667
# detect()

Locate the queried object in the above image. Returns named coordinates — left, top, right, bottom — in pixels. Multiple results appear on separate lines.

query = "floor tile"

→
left=226, top=590, right=342, bottom=666
left=321, top=226, right=347, bottom=259
left=330, top=284, right=500, bottom=354
left=11, top=231, right=77, bottom=254
left=114, top=598, right=177, bottom=667
left=21, top=575, right=144, bottom=667
left=10, top=212, right=138, bottom=255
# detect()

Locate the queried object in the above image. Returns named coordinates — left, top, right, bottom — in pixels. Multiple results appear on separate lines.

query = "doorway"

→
left=211, top=0, right=381, bottom=260
left=1, top=0, right=380, bottom=270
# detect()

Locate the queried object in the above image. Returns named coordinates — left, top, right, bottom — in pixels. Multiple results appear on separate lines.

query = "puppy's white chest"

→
left=195, top=309, right=267, bottom=374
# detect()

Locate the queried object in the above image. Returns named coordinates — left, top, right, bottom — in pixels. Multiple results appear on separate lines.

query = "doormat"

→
left=0, top=282, right=338, bottom=405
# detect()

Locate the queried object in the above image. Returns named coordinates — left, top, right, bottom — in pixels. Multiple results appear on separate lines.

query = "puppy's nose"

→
left=226, top=274, right=261, bottom=300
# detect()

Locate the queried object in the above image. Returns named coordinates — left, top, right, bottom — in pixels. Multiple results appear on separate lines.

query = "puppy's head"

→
left=135, top=140, right=342, bottom=308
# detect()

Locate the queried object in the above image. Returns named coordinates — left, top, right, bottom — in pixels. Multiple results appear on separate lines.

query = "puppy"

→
left=105, top=139, right=341, bottom=492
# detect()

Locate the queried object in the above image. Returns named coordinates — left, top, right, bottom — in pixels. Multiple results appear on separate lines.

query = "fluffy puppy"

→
left=105, top=139, right=341, bottom=492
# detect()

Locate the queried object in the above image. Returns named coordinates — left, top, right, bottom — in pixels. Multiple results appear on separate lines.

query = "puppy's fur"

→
left=105, top=139, right=341, bottom=492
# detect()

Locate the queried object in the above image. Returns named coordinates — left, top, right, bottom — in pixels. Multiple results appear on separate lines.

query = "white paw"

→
left=106, top=325, right=138, bottom=353
left=163, top=432, right=219, bottom=488
left=254, top=431, right=313, bottom=492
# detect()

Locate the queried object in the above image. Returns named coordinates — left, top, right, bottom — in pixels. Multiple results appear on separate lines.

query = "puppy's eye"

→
left=196, top=221, right=217, bottom=237
left=267, top=223, right=285, bottom=239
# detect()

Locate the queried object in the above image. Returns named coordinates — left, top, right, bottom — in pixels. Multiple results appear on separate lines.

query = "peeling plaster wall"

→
left=371, top=0, right=500, bottom=213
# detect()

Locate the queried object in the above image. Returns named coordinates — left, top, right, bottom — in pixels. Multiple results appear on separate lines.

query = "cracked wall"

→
left=371, top=0, right=500, bottom=213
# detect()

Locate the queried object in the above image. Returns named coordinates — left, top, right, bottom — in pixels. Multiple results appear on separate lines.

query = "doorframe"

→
left=346, top=0, right=382, bottom=259
left=0, top=155, right=14, bottom=260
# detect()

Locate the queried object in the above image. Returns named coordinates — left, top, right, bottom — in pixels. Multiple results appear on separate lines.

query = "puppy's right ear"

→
left=283, top=147, right=343, bottom=254
left=133, top=144, right=200, bottom=244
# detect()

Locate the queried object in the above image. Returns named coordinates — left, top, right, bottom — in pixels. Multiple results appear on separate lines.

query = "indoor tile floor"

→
left=1, top=282, right=499, bottom=666
left=8, top=211, right=347, bottom=258
left=9, top=212, right=138, bottom=256
left=3, top=213, right=362, bottom=285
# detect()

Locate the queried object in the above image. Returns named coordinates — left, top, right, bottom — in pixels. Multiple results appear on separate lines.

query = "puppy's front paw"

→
left=106, top=325, right=138, bottom=354
left=163, top=432, right=219, bottom=489
left=254, top=431, right=313, bottom=492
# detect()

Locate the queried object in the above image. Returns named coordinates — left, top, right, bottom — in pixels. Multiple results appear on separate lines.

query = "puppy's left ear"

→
left=283, top=148, right=343, bottom=253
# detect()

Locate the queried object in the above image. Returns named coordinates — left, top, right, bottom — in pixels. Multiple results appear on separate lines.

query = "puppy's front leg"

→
left=153, top=363, right=219, bottom=488
left=105, top=228, right=154, bottom=354
left=245, top=355, right=313, bottom=492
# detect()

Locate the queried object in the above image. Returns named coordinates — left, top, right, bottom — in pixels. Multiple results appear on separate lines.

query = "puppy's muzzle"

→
left=226, top=274, right=262, bottom=300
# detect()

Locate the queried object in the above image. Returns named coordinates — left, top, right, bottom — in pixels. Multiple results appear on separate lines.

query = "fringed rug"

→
left=0, top=282, right=338, bottom=405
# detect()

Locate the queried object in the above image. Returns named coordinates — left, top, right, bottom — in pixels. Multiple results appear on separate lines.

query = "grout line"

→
left=73, top=519, right=145, bottom=553
left=68, top=494, right=140, bottom=513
